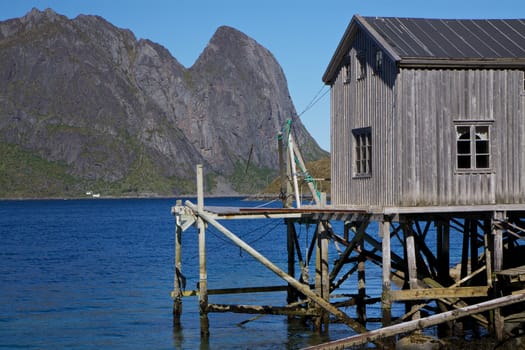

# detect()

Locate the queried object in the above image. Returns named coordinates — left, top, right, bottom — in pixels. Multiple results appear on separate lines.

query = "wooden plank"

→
left=302, top=292, right=525, bottom=350
left=207, top=303, right=317, bottom=317
left=177, top=285, right=289, bottom=297
left=390, top=286, right=489, bottom=301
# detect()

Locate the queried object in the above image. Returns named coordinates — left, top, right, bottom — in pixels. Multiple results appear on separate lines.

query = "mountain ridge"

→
left=0, top=8, right=327, bottom=198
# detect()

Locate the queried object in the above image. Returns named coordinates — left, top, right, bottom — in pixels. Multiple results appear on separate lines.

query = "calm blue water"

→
left=0, top=198, right=467, bottom=349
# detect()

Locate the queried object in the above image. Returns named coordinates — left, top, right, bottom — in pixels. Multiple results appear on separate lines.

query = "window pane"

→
left=476, top=140, right=489, bottom=154
left=456, top=126, right=470, bottom=140
left=458, top=155, right=471, bottom=169
left=476, top=155, right=489, bottom=168
left=475, top=126, right=489, bottom=140
left=457, top=140, right=470, bottom=155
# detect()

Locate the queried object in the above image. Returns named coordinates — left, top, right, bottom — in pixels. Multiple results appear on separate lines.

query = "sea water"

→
left=1, top=198, right=466, bottom=349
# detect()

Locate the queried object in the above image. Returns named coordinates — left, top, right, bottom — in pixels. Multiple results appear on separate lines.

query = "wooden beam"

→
left=207, top=303, right=317, bottom=317
left=302, top=292, right=525, bottom=350
left=380, top=220, right=392, bottom=326
left=173, top=199, right=183, bottom=324
left=177, top=285, right=289, bottom=297
left=196, top=165, right=209, bottom=337
left=390, top=286, right=489, bottom=301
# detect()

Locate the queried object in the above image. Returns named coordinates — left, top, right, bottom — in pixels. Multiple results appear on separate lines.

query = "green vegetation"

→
left=0, top=143, right=80, bottom=198
left=228, top=160, right=277, bottom=194
left=0, top=142, right=197, bottom=199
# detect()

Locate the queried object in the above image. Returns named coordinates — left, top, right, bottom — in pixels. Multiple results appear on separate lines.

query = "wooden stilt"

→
left=287, top=220, right=297, bottom=306
left=380, top=219, right=392, bottom=327
left=436, top=219, right=450, bottom=285
left=357, top=234, right=366, bottom=325
left=470, top=219, right=479, bottom=274
left=314, top=222, right=330, bottom=333
left=173, top=200, right=183, bottom=326
left=405, top=221, right=420, bottom=321
left=461, top=219, right=470, bottom=280
left=196, top=165, right=209, bottom=337
left=493, top=211, right=505, bottom=341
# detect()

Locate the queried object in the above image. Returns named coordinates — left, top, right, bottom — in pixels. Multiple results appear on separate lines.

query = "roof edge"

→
left=322, top=15, right=401, bottom=85
left=399, top=57, right=525, bottom=69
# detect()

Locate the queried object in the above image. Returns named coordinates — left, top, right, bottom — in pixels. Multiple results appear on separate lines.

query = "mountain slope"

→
left=0, top=8, right=327, bottom=198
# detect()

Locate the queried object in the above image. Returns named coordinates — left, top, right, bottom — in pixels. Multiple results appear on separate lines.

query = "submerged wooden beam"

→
left=302, top=292, right=525, bottom=350
left=207, top=303, right=318, bottom=317
left=178, top=285, right=288, bottom=297
left=390, top=286, right=489, bottom=301
left=185, top=200, right=382, bottom=346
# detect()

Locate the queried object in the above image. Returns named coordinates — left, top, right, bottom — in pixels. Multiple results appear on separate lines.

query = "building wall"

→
left=397, top=68, right=525, bottom=206
left=330, top=29, right=525, bottom=207
left=330, top=29, right=398, bottom=207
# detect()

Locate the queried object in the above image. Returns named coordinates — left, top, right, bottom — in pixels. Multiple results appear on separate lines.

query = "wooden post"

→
left=278, top=132, right=288, bottom=208
left=484, top=218, right=493, bottom=288
left=405, top=221, right=420, bottom=321
left=470, top=219, right=479, bottom=273
left=436, top=218, right=451, bottom=336
left=380, top=219, right=392, bottom=327
left=288, top=132, right=301, bottom=208
left=314, top=221, right=330, bottom=333
left=493, top=211, right=505, bottom=341
left=197, top=165, right=209, bottom=337
left=173, top=199, right=183, bottom=326
left=461, top=219, right=470, bottom=280
left=357, top=234, right=366, bottom=325
left=286, top=220, right=297, bottom=307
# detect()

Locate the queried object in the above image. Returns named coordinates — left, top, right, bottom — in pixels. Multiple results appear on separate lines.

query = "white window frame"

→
left=352, top=127, right=372, bottom=178
left=454, top=121, right=493, bottom=173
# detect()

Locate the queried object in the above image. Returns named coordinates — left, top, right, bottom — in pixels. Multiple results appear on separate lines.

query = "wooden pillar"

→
left=436, top=218, right=452, bottom=336
left=436, top=219, right=450, bottom=284
left=405, top=221, right=420, bottom=321
left=314, top=221, right=330, bottom=333
left=380, top=219, right=392, bottom=326
left=357, top=234, right=366, bottom=325
left=483, top=218, right=493, bottom=288
left=461, top=219, right=470, bottom=280
left=197, top=165, right=209, bottom=337
left=286, top=220, right=297, bottom=306
left=470, top=219, right=479, bottom=273
left=493, top=211, right=505, bottom=341
left=173, top=199, right=183, bottom=326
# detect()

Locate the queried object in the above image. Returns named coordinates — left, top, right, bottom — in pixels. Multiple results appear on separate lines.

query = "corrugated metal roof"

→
left=364, top=17, right=525, bottom=59
left=323, top=15, right=525, bottom=84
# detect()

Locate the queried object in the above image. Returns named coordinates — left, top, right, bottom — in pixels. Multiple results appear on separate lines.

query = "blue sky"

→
left=1, top=0, right=523, bottom=150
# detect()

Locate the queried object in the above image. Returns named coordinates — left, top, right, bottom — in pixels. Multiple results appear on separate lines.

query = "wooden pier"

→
left=171, top=165, right=525, bottom=349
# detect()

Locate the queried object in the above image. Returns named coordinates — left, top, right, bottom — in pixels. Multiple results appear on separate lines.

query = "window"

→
left=374, top=49, right=383, bottom=74
left=356, top=51, right=366, bottom=80
left=353, top=127, right=372, bottom=177
left=343, top=55, right=351, bottom=84
left=455, top=124, right=491, bottom=171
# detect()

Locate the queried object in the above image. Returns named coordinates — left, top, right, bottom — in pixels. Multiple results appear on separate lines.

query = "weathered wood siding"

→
left=331, top=29, right=525, bottom=207
left=396, top=68, right=525, bottom=206
left=330, top=29, right=397, bottom=207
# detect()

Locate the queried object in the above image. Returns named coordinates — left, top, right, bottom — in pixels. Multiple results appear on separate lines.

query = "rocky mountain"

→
left=0, top=8, right=327, bottom=198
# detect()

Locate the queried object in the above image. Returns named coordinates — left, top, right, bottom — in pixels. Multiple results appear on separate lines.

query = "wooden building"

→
left=323, top=15, right=525, bottom=208
left=172, top=16, right=525, bottom=349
